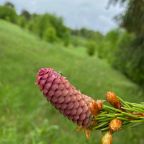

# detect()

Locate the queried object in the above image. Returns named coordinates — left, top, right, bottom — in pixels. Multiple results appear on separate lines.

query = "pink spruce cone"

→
left=36, top=68, right=98, bottom=128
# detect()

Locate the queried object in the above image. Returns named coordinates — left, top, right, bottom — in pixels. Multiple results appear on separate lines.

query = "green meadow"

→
left=0, top=20, right=144, bottom=144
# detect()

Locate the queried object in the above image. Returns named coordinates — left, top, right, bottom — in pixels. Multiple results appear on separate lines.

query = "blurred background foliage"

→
left=1, top=0, right=143, bottom=86
left=0, top=0, right=144, bottom=144
left=110, top=0, right=144, bottom=86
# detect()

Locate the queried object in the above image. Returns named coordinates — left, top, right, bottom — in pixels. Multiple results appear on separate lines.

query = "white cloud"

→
left=0, top=0, right=125, bottom=33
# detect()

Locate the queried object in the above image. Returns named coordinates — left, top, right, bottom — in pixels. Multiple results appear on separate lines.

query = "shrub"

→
left=86, top=41, right=96, bottom=56
left=43, top=27, right=57, bottom=43
left=0, top=6, right=17, bottom=23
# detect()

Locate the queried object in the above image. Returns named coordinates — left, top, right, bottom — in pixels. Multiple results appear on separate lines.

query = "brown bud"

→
left=89, top=100, right=103, bottom=116
left=109, top=118, right=122, bottom=132
left=84, top=129, right=91, bottom=139
left=101, top=131, right=112, bottom=144
left=106, top=91, right=121, bottom=109
left=96, top=100, right=103, bottom=111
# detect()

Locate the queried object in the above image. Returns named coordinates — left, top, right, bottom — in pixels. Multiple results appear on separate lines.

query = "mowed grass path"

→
left=0, top=20, right=143, bottom=144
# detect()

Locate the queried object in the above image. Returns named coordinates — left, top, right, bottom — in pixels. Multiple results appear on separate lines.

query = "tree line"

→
left=0, top=2, right=70, bottom=45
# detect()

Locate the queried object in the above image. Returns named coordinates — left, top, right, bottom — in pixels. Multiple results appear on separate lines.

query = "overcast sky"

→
left=0, top=0, right=125, bottom=33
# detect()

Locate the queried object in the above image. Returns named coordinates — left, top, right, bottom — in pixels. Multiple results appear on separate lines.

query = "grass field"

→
left=0, top=20, right=144, bottom=144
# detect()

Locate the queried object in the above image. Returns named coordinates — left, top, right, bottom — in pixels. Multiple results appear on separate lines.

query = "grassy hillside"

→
left=0, top=20, right=143, bottom=144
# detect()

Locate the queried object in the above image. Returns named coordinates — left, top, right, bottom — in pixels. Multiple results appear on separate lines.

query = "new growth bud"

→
left=89, top=100, right=103, bottom=116
left=106, top=91, right=121, bottom=109
left=109, top=118, right=122, bottom=132
left=101, top=131, right=112, bottom=144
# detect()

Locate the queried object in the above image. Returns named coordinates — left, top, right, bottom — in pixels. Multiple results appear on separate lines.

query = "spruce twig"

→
left=36, top=68, right=144, bottom=144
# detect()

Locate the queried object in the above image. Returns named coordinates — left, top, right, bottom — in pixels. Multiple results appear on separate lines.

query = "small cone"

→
left=36, top=68, right=100, bottom=128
